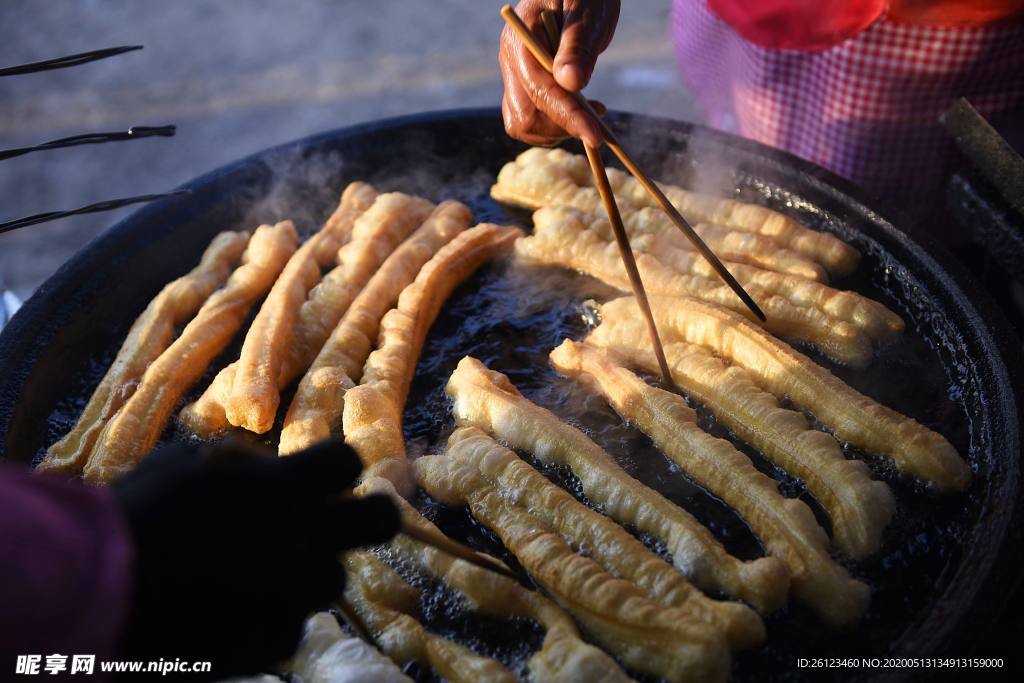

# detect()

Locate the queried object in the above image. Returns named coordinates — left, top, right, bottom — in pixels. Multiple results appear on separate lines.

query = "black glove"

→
left=113, top=437, right=399, bottom=679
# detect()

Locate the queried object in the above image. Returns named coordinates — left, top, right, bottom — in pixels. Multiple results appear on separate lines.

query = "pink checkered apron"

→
left=671, top=0, right=1024, bottom=199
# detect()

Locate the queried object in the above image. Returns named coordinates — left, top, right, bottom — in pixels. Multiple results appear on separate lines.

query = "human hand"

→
left=499, top=0, right=620, bottom=147
left=113, top=437, right=398, bottom=678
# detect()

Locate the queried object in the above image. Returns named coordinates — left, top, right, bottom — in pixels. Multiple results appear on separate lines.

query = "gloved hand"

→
left=112, top=437, right=399, bottom=679
left=499, top=0, right=620, bottom=147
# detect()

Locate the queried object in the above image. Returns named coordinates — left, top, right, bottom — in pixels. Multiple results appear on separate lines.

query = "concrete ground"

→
left=0, top=0, right=696, bottom=301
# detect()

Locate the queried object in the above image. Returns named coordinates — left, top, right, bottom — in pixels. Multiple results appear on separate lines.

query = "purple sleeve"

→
left=0, top=463, right=134, bottom=665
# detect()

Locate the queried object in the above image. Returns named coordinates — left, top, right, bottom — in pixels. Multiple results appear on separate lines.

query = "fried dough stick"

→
left=179, top=190, right=432, bottom=436
left=221, top=184, right=400, bottom=433
left=586, top=317, right=894, bottom=561
left=358, top=476, right=634, bottom=683
left=342, top=551, right=515, bottom=683
left=494, top=165, right=826, bottom=283
left=551, top=341, right=870, bottom=626
left=491, top=147, right=860, bottom=275
left=38, top=230, right=250, bottom=475
left=685, top=221, right=827, bottom=282
left=536, top=206, right=903, bottom=340
left=82, top=221, right=298, bottom=482
left=417, top=430, right=733, bottom=683
left=612, top=206, right=828, bottom=282
left=177, top=183, right=379, bottom=436
left=601, top=296, right=970, bottom=492
left=446, top=357, right=775, bottom=645
left=342, top=225, right=522, bottom=494
left=279, top=201, right=473, bottom=454
left=432, top=427, right=778, bottom=625
left=516, top=212, right=873, bottom=367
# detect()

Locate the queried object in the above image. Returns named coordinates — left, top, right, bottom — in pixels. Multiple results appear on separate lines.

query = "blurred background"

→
left=0, top=0, right=694, bottom=302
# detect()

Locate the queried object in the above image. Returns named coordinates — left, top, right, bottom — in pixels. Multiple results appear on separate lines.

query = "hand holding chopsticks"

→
left=500, top=4, right=766, bottom=324
left=534, top=10, right=673, bottom=386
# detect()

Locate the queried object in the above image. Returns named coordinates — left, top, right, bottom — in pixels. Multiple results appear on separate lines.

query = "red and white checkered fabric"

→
left=672, top=0, right=1024, bottom=197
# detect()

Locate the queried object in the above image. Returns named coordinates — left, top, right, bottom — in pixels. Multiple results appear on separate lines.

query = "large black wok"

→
left=0, top=109, right=1020, bottom=681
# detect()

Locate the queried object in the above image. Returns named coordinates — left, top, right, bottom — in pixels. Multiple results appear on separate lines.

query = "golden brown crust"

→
left=82, top=221, right=298, bottom=482
left=587, top=315, right=894, bottom=561
left=516, top=207, right=874, bottom=366
left=601, top=296, right=970, bottom=492
left=445, top=356, right=768, bottom=648
left=176, top=183, right=381, bottom=437
left=689, top=220, right=828, bottom=282
left=38, top=230, right=249, bottom=475
left=342, top=551, right=516, bottom=683
left=357, top=476, right=634, bottom=683
left=279, top=201, right=473, bottom=454
left=539, top=206, right=900, bottom=338
left=179, top=189, right=434, bottom=437
left=221, top=183, right=385, bottom=433
left=223, top=237, right=327, bottom=432
left=550, top=340, right=871, bottom=625
left=283, top=182, right=385, bottom=374
left=416, top=429, right=734, bottom=682
left=491, top=147, right=860, bottom=275
left=343, top=225, right=522, bottom=495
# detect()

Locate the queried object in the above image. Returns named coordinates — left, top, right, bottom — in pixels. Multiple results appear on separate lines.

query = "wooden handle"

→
left=539, top=9, right=561, bottom=53
left=400, top=519, right=519, bottom=581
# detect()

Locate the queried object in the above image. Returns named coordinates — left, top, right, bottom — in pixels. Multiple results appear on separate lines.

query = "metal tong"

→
left=0, top=46, right=184, bottom=237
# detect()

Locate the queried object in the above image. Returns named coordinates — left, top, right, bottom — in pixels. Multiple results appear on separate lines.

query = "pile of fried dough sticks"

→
left=39, top=148, right=970, bottom=683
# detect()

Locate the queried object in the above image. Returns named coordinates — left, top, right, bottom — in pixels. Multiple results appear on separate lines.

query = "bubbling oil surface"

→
left=37, top=167, right=980, bottom=683
left=400, top=252, right=976, bottom=681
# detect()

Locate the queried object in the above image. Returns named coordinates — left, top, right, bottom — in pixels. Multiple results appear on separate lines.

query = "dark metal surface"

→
left=0, top=125, right=176, bottom=162
left=0, top=109, right=1020, bottom=681
left=941, top=98, right=1024, bottom=218
left=0, top=45, right=142, bottom=77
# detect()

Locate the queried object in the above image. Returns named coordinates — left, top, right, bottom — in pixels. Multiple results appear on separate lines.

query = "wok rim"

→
left=0, top=107, right=1020, bottom=676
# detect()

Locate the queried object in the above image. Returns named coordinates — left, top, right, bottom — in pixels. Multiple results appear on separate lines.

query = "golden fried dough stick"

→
left=517, top=210, right=873, bottom=367
left=587, top=316, right=894, bottom=561
left=343, top=225, right=522, bottom=494
left=550, top=341, right=871, bottom=626
left=282, top=182, right=384, bottom=374
left=179, top=189, right=432, bottom=437
left=343, top=551, right=515, bottom=683
left=491, top=147, right=860, bottom=275
left=221, top=183, right=391, bottom=433
left=601, top=296, right=970, bottom=492
left=176, top=183, right=379, bottom=437
left=542, top=201, right=828, bottom=282
left=437, top=427, right=779, bottom=625
left=82, top=221, right=298, bottom=482
left=689, top=221, right=827, bottom=282
left=38, top=230, right=250, bottom=475
left=417, top=432, right=733, bottom=682
left=536, top=206, right=902, bottom=340
left=598, top=294, right=966, bottom=491
left=279, top=201, right=473, bottom=454
left=358, top=476, right=634, bottom=683
left=446, top=356, right=775, bottom=643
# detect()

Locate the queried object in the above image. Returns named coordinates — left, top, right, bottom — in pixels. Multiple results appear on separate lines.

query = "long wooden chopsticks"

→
left=501, top=4, right=766, bottom=324
left=399, top=518, right=519, bottom=581
left=335, top=488, right=518, bottom=580
left=336, top=520, right=518, bottom=649
left=533, top=12, right=674, bottom=386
